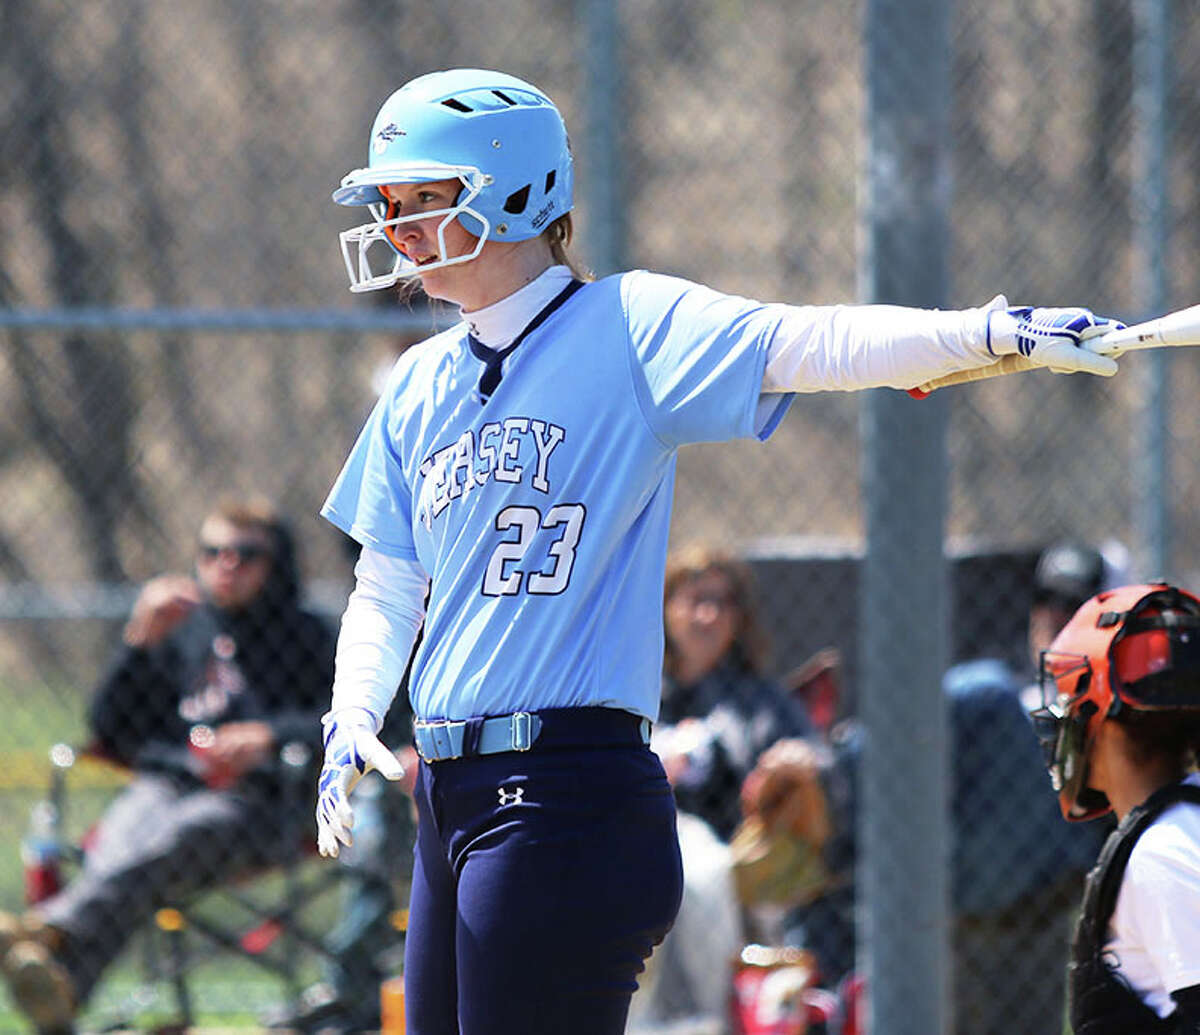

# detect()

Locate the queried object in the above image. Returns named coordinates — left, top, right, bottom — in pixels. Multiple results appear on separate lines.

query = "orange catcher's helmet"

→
left=1032, top=582, right=1200, bottom=821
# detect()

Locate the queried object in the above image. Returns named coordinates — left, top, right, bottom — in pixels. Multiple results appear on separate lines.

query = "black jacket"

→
left=88, top=595, right=336, bottom=799
left=660, top=658, right=811, bottom=840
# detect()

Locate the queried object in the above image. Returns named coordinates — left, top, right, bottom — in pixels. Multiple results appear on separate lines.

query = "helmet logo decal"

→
left=531, top=200, right=556, bottom=230
left=374, top=122, right=407, bottom=153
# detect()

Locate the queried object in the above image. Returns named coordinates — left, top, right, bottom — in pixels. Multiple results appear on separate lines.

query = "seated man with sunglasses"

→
left=0, top=495, right=338, bottom=1034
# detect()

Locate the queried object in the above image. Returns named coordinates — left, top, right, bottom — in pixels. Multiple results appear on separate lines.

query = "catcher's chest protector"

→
left=1069, top=782, right=1200, bottom=1035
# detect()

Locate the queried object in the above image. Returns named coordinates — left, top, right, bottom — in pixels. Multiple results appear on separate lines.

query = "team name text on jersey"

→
left=417, top=417, right=566, bottom=530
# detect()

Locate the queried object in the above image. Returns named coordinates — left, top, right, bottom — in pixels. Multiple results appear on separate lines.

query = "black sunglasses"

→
left=197, top=542, right=271, bottom=564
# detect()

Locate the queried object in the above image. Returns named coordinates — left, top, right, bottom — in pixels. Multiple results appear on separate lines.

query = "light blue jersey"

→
left=322, top=270, right=792, bottom=722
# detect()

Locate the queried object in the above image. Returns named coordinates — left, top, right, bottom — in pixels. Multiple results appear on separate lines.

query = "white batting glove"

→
left=987, top=305, right=1123, bottom=377
left=316, top=708, right=404, bottom=858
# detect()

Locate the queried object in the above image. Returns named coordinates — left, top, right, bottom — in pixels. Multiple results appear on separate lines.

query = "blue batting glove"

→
left=988, top=306, right=1124, bottom=377
left=316, top=709, right=403, bottom=858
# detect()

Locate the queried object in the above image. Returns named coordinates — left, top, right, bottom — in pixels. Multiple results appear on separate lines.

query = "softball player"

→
left=1033, top=584, right=1200, bottom=1032
left=314, top=68, right=1124, bottom=1035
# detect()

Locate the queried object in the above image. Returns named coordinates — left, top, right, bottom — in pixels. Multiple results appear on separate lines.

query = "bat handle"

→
left=908, top=354, right=1039, bottom=396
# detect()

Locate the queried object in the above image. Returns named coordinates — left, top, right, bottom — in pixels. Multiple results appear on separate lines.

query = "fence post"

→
left=1132, top=0, right=1172, bottom=579
left=859, top=0, right=952, bottom=1031
left=581, top=0, right=625, bottom=277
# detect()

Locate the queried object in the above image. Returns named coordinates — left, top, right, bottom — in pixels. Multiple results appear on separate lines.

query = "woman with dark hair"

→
left=656, top=543, right=810, bottom=842
left=627, top=545, right=809, bottom=1033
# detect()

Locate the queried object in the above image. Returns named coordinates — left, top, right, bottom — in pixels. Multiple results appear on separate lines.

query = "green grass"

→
left=0, top=686, right=383, bottom=1032
left=0, top=845, right=344, bottom=1032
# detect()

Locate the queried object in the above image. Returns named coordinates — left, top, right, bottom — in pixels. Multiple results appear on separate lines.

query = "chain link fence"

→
left=3, top=0, right=1200, bottom=1030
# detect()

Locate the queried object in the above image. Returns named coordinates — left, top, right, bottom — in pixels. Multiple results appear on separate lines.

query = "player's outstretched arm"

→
left=761, top=294, right=1121, bottom=394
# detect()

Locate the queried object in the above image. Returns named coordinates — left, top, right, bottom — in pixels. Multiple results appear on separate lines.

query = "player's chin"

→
left=415, top=261, right=472, bottom=301
left=414, top=268, right=452, bottom=300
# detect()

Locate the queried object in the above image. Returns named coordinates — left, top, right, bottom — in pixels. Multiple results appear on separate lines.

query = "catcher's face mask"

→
left=1031, top=652, right=1105, bottom=820
left=1030, top=582, right=1200, bottom=821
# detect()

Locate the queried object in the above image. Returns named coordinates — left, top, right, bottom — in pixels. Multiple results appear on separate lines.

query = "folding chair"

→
left=30, top=740, right=405, bottom=1033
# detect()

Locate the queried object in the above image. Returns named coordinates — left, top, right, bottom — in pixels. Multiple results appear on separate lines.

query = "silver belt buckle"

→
left=511, top=711, right=533, bottom=752
left=414, top=721, right=436, bottom=764
left=416, top=719, right=461, bottom=763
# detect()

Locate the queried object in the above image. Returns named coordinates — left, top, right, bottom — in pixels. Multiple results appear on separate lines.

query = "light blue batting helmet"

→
left=333, top=69, right=574, bottom=291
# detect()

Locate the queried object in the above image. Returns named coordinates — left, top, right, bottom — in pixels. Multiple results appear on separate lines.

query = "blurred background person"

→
left=746, top=540, right=1121, bottom=1030
left=1021, top=539, right=1130, bottom=708
left=655, top=544, right=813, bottom=842
left=946, top=539, right=1114, bottom=1035
left=755, top=712, right=860, bottom=995
left=632, top=544, right=812, bottom=1034
left=0, top=496, right=335, bottom=1034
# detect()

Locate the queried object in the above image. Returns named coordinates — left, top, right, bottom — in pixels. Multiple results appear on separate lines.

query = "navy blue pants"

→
left=404, top=714, right=683, bottom=1035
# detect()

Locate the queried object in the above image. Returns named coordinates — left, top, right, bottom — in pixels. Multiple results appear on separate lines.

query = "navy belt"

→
left=412, top=707, right=652, bottom=763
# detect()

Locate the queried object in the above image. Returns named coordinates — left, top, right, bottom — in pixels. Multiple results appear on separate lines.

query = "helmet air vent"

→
left=503, top=185, right=531, bottom=215
left=492, top=90, right=517, bottom=105
left=441, top=98, right=473, bottom=113
left=544, top=170, right=556, bottom=193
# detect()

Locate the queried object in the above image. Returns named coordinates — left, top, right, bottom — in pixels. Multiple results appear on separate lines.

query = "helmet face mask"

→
left=338, top=170, right=489, bottom=292
left=1033, top=652, right=1106, bottom=819
left=1031, top=583, right=1200, bottom=821
left=332, top=69, right=575, bottom=293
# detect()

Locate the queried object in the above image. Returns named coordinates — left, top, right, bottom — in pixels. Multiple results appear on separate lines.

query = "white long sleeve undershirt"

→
left=326, top=549, right=428, bottom=732
left=762, top=297, right=999, bottom=393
